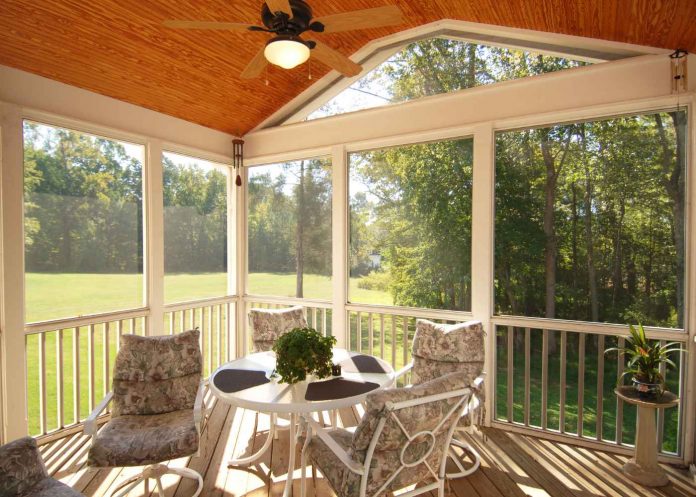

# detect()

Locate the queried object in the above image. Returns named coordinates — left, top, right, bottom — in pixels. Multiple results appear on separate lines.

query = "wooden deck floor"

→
left=38, top=399, right=696, bottom=497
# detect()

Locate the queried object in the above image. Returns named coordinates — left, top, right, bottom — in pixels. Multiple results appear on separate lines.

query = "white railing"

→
left=24, top=309, right=149, bottom=437
left=22, top=297, right=691, bottom=462
left=491, top=315, right=688, bottom=459
left=346, top=304, right=472, bottom=384
left=164, top=296, right=237, bottom=377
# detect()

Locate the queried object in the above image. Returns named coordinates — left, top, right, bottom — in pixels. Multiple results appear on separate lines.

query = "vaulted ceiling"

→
left=1, top=1, right=695, bottom=136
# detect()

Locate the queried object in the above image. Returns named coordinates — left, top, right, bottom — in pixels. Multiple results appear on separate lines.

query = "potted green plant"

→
left=605, top=323, right=683, bottom=399
left=272, top=327, right=337, bottom=384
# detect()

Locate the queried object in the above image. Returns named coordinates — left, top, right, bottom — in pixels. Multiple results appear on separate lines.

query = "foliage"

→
left=605, top=324, right=683, bottom=390
left=495, top=113, right=686, bottom=327
left=23, top=124, right=228, bottom=277
left=272, top=327, right=336, bottom=384
left=356, top=271, right=391, bottom=292
left=163, top=154, right=227, bottom=273
left=247, top=159, right=332, bottom=297
left=311, top=38, right=584, bottom=119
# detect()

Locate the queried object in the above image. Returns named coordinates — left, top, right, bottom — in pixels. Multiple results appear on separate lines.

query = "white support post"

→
left=235, top=164, right=247, bottom=358
left=331, top=145, right=348, bottom=348
left=145, top=139, right=165, bottom=336
left=683, top=98, right=696, bottom=465
left=471, top=123, right=495, bottom=427
left=0, top=103, right=28, bottom=439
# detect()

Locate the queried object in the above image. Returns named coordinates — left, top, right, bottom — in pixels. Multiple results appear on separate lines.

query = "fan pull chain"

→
left=308, top=58, right=312, bottom=80
left=265, top=65, right=269, bottom=86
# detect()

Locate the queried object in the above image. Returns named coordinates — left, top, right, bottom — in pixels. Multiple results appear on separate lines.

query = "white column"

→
left=471, top=123, right=495, bottom=426
left=684, top=95, right=696, bottom=465
left=331, top=145, right=348, bottom=348
left=145, top=139, right=165, bottom=336
left=0, top=103, right=28, bottom=439
left=235, top=165, right=247, bottom=357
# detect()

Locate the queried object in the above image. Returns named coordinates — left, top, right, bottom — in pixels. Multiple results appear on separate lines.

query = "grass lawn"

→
left=248, top=272, right=394, bottom=305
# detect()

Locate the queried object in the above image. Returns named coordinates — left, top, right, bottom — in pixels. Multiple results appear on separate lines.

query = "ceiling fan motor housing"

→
left=261, top=0, right=315, bottom=35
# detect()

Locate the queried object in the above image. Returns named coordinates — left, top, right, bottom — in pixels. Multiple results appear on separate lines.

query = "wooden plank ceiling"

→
left=1, top=1, right=695, bottom=136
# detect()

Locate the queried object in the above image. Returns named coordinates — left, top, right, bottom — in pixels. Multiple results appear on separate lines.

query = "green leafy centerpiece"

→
left=605, top=323, right=682, bottom=399
left=272, top=327, right=337, bottom=384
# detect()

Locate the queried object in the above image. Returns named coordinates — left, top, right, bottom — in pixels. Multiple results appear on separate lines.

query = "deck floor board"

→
left=39, top=401, right=695, bottom=497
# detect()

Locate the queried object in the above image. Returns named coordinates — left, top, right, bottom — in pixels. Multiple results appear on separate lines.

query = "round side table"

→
left=614, top=386, right=679, bottom=487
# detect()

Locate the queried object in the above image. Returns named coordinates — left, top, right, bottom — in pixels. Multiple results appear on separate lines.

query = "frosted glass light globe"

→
left=264, top=38, right=310, bottom=70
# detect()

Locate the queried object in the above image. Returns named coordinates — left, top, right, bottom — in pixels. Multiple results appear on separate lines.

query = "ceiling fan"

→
left=163, top=0, right=404, bottom=79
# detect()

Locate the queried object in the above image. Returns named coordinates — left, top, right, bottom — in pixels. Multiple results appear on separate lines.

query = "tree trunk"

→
left=541, top=137, right=557, bottom=321
left=571, top=181, right=579, bottom=315
left=540, top=128, right=572, bottom=354
left=584, top=157, right=599, bottom=322
left=655, top=112, right=686, bottom=327
left=612, top=200, right=625, bottom=307
left=295, top=161, right=305, bottom=298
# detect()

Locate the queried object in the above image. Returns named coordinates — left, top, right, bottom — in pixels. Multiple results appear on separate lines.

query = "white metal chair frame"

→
left=300, top=386, right=472, bottom=497
left=394, top=363, right=484, bottom=479
left=84, top=379, right=210, bottom=497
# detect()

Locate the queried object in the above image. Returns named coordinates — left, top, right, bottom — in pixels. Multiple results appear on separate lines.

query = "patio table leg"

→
left=229, top=411, right=277, bottom=466
left=283, top=412, right=299, bottom=497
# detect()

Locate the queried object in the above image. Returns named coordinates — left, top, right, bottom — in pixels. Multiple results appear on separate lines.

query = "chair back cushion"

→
left=348, top=372, right=469, bottom=496
left=0, top=437, right=47, bottom=497
left=248, top=306, right=307, bottom=352
left=111, top=329, right=202, bottom=416
left=411, top=320, right=484, bottom=385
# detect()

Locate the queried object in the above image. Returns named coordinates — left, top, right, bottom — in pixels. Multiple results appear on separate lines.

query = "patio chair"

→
left=394, top=319, right=485, bottom=478
left=248, top=305, right=308, bottom=352
left=0, top=436, right=85, bottom=497
left=300, top=371, right=472, bottom=497
left=84, top=329, right=209, bottom=497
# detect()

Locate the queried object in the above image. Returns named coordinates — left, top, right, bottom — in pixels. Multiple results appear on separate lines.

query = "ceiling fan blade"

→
left=240, top=46, right=269, bottom=79
left=314, top=5, right=404, bottom=33
left=163, top=20, right=254, bottom=31
left=265, top=0, right=293, bottom=15
left=310, top=40, right=362, bottom=77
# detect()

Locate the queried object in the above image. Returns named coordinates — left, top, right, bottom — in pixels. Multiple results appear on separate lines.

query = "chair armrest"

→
left=303, top=416, right=364, bottom=475
left=84, top=392, right=113, bottom=440
left=194, top=379, right=209, bottom=432
left=393, top=361, right=413, bottom=380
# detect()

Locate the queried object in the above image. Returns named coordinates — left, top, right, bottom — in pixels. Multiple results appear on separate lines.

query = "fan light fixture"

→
left=264, top=36, right=310, bottom=69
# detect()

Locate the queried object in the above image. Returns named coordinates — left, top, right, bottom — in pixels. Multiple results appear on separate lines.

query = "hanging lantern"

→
left=233, top=139, right=244, bottom=187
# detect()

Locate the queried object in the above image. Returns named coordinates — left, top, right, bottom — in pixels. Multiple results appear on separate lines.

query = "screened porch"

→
left=1, top=3, right=696, bottom=496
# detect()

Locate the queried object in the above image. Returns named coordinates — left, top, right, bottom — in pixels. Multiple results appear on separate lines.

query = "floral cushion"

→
left=306, top=429, right=354, bottom=497
left=0, top=437, right=83, bottom=497
left=111, top=330, right=202, bottom=417
left=0, top=437, right=47, bottom=497
left=411, top=320, right=484, bottom=385
left=88, top=409, right=198, bottom=467
left=411, top=320, right=485, bottom=427
left=248, top=306, right=307, bottom=352
left=113, top=329, right=202, bottom=382
left=308, top=372, right=469, bottom=497
left=19, top=478, right=85, bottom=497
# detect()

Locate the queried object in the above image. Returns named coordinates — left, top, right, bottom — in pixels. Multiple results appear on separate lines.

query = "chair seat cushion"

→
left=88, top=409, right=198, bottom=467
left=306, top=429, right=354, bottom=497
left=22, top=478, right=85, bottom=497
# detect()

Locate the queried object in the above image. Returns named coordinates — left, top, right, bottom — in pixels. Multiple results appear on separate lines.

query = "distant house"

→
left=368, top=252, right=382, bottom=269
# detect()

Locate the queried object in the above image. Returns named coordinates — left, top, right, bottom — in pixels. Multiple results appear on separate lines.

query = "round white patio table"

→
left=209, top=348, right=395, bottom=497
